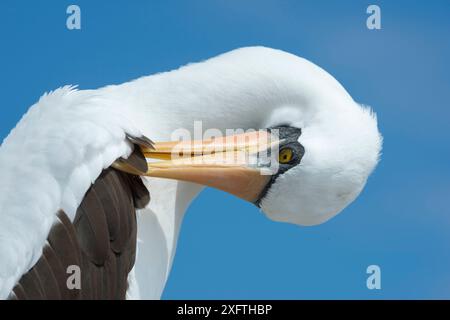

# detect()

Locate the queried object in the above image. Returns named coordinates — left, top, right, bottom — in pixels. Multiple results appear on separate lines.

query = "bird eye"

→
left=278, top=148, right=294, bottom=164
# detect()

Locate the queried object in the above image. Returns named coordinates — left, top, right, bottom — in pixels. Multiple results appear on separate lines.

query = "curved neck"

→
left=101, top=47, right=351, bottom=141
left=103, top=47, right=353, bottom=299
left=106, top=55, right=292, bottom=299
left=105, top=69, right=272, bottom=299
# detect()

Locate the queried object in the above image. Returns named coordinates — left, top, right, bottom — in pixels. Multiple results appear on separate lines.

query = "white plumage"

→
left=0, top=47, right=381, bottom=299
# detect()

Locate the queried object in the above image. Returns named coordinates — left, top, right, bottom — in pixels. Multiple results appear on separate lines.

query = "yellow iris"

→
left=279, top=148, right=294, bottom=164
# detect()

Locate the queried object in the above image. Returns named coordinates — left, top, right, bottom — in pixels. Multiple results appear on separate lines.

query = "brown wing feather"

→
left=8, top=164, right=150, bottom=300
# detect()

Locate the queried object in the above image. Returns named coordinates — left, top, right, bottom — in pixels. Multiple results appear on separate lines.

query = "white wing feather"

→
left=0, top=86, right=143, bottom=298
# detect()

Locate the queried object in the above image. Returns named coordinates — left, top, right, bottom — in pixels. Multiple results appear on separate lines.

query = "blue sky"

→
left=1, top=1, right=449, bottom=299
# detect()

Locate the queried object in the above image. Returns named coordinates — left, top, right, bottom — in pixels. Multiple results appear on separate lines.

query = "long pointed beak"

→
left=117, top=131, right=280, bottom=203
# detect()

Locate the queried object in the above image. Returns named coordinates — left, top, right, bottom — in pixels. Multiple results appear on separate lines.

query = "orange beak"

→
left=117, top=131, right=280, bottom=203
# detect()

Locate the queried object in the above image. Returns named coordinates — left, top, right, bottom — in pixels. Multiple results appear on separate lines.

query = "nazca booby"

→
left=0, top=47, right=382, bottom=299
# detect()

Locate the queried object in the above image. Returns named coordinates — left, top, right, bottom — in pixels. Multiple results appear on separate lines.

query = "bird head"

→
left=117, top=101, right=381, bottom=226
left=115, top=47, right=382, bottom=226
left=259, top=105, right=382, bottom=226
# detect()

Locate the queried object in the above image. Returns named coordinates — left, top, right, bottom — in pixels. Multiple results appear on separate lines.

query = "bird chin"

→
left=259, top=195, right=340, bottom=227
